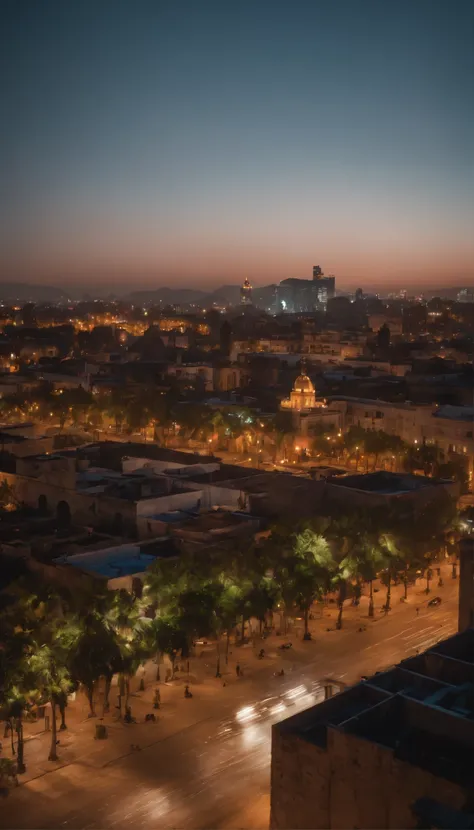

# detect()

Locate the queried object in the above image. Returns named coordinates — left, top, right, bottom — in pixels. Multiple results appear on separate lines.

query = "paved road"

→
left=0, top=587, right=458, bottom=830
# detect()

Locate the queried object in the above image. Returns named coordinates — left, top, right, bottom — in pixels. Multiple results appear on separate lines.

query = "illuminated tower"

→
left=240, top=278, right=252, bottom=305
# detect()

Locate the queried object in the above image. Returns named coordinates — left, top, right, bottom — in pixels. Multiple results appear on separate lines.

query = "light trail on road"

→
left=0, top=592, right=458, bottom=830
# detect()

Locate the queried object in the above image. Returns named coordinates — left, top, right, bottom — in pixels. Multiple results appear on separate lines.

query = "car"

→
left=428, top=596, right=442, bottom=607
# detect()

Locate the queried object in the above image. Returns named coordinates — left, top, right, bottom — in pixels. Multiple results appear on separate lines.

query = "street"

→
left=0, top=580, right=458, bottom=830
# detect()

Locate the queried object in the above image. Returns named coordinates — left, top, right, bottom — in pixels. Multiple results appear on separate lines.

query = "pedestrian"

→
left=236, top=663, right=240, bottom=677
left=416, top=606, right=420, bottom=616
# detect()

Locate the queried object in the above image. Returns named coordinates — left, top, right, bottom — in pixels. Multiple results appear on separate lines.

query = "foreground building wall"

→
left=271, top=626, right=474, bottom=830
left=271, top=710, right=466, bottom=830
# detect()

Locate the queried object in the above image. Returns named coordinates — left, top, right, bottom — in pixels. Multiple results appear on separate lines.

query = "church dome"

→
left=293, top=373, right=315, bottom=394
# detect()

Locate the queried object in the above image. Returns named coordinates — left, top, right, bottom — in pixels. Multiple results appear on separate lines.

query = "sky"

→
left=1, top=0, right=473, bottom=291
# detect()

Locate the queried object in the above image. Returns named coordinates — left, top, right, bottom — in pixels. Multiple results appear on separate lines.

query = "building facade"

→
left=271, top=628, right=474, bottom=829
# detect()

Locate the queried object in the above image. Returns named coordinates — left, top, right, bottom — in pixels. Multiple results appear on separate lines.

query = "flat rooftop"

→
left=434, top=405, right=474, bottom=422
left=76, top=467, right=187, bottom=500
left=176, top=509, right=255, bottom=532
left=0, top=431, right=27, bottom=443
left=54, top=537, right=179, bottom=578
left=80, top=442, right=218, bottom=471
left=276, top=628, right=474, bottom=787
left=328, top=470, right=447, bottom=495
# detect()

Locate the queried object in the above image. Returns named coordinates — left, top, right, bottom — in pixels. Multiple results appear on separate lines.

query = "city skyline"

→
left=1, top=0, right=473, bottom=289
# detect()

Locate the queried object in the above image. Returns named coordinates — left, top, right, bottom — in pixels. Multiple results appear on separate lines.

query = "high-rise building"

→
left=457, top=288, right=474, bottom=303
left=277, top=265, right=336, bottom=312
left=240, top=278, right=252, bottom=305
left=312, top=265, right=335, bottom=306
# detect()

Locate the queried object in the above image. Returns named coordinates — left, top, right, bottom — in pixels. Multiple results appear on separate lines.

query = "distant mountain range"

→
left=127, top=284, right=278, bottom=307
left=0, top=282, right=68, bottom=302
left=0, top=281, right=470, bottom=305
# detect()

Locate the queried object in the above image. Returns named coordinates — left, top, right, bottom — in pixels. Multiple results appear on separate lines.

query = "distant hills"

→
left=0, top=281, right=470, bottom=305
left=127, top=283, right=278, bottom=308
left=0, top=282, right=68, bottom=302
left=127, top=287, right=208, bottom=305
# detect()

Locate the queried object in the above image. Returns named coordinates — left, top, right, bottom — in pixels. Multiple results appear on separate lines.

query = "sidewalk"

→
left=1, top=560, right=456, bottom=788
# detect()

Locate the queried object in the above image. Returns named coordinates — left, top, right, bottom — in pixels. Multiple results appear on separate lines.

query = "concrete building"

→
left=166, top=362, right=214, bottom=391
left=271, top=627, right=474, bottom=830
left=329, top=397, right=474, bottom=488
left=325, top=470, right=459, bottom=510
left=0, top=430, right=54, bottom=458
left=277, top=265, right=336, bottom=313
left=281, top=369, right=319, bottom=411
left=458, top=537, right=474, bottom=632
left=240, top=277, right=253, bottom=306
left=54, top=537, right=180, bottom=592
left=280, top=370, right=343, bottom=451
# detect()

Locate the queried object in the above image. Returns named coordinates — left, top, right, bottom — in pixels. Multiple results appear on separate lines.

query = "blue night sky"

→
left=1, top=0, right=473, bottom=289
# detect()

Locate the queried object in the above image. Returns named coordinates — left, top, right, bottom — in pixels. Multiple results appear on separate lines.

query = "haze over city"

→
left=1, top=3, right=474, bottom=827
left=1, top=0, right=473, bottom=291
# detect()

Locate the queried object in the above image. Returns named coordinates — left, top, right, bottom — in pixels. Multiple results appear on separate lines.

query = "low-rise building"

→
left=271, top=628, right=474, bottom=830
left=329, top=397, right=474, bottom=487
left=54, top=537, right=180, bottom=592
left=325, top=470, right=459, bottom=509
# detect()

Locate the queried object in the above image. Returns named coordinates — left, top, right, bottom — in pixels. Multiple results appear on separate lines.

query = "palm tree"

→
left=215, top=579, right=241, bottom=665
left=2, top=694, right=27, bottom=774
left=332, top=555, right=359, bottom=630
left=68, top=612, right=123, bottom=717
left=293, top=529, right=333, bottom=638
left=310, top=423, right=336, bottom=460
left=106, top=388, right=129, bottom=432
left=148, top=614, right=187, bottom=678
left=377, top=533, right=400, bottom=611
left=341, top=425, right=368, bottom=468
left=350, top=542, right=382, bottom=617
left=402, top=444, right=445, bottom=477
left=28, top=643, right=74, bottom=762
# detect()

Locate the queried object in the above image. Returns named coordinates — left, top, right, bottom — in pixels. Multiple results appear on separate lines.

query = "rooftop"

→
left=328, top=470, right=448, bottom=495
left=277, top=628, right=474, bottom=788
left=54, top=537, right=179, bottom=578
left=0, top=431, right=26, bottom=443
left=76, top=467, right=186, bottom=500
left=80, top=441, right=219, bottom=471
left=434, top=405, right=474, bottom=422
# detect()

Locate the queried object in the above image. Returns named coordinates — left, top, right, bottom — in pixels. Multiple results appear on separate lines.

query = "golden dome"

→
left=293, top=373, right=315, bottom=394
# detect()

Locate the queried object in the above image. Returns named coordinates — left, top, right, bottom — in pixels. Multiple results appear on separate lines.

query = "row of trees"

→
left=0, top=383, right=173, bottom=436
left=1, top=492, right=459, bottom=775
left=309, top=424, right=469, bottom=490
left=0, top=383, right=468, bottom=487
left=145, top=491, right=459, bottom=642
left=1, top=578, right=158, bottom=772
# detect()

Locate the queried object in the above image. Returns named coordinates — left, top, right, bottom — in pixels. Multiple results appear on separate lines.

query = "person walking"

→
left=236, top=664, right=241, bottom=677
